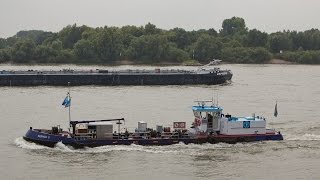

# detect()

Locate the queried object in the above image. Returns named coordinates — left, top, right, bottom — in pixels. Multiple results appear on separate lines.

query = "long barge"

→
left=0, top=67, right=232, bottom=86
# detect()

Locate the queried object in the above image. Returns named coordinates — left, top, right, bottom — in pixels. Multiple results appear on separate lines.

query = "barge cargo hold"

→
left=0, top=67, right=232, bottom=86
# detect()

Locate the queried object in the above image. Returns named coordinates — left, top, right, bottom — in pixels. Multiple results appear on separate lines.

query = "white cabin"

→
left=190, top=102, right=267, bottom=135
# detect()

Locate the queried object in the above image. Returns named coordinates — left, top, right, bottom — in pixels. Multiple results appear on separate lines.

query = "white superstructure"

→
left=190, top=101, right=268, bottom=135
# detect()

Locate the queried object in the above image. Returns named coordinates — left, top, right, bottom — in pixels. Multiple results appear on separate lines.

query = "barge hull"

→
left=0, top=73, right=232, bottom=86
left=23, top=129, right=283, bottom=148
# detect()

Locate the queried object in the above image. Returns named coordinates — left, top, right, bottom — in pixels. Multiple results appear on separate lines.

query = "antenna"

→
left=212, top=90, right=215, bottom=106
left=217, top=92, right=219, bottom=106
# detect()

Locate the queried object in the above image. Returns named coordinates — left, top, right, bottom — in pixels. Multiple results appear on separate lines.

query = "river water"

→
left=1, top=64, right=320, bottom=180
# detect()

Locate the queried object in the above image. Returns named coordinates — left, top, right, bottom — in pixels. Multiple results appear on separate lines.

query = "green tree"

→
left=53, top=49, right=75, bottom=63
left=74, top=39, right=97, bottom=62
left=249, top=47, right=272, bottom=63
left=129, top=35, right=169, bottom=63
left=51, top=40, right=63, bottom=51
left=221, top=17, right=247, bottom=36
left=34, top=45, right=56, bottom=63
left=300, top=29, right=320, bottom=50
left=223, top=39, right=242, bottom=48
left=94, top=27, right=123, bottom=62
left=0, top=38, right=6, bottom=49
left=169, top=28, right=192, bottom=50
left=16, top=30, right=54, bottom=45
left=120, top=25, right=144, bottom=49
left=11, top=39, right=36, bottom=63
left=144, top=23, right=161, bottom=35
left=193, top=34, right=223, bottom=62
left=221, top=47, right=271, bottom=63
left=58, top=24, right=88, bottom=49
left=0, top=48, right=12, bottom=62
left=165, top=44, right=189, bottom=62
left=245, top=29, right=268, bottom=47
left=268, top=32, right=292, bottom=53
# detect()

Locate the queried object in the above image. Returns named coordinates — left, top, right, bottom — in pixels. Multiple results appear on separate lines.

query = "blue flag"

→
left=62, top=95, right=71, bottom=107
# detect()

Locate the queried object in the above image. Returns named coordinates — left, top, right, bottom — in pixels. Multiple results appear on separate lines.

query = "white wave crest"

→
left=14, top=137, right=251, bottom=155
left=14, top=137, right=50, bottom=150
left=54, top=142, right=76, bottom=152
left=286, top=134, right=320, bottom=141
left=80, top=144, right=183, bottom=154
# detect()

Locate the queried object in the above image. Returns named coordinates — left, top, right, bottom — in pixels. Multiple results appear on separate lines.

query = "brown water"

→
left=1, top=64, right=320, bottom=180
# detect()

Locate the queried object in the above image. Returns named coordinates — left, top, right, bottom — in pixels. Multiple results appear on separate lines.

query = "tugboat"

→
left=23, top=92, right=283, bottom=148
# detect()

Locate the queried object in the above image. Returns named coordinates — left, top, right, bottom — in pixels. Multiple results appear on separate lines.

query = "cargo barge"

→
left=0, top=67, right=232, bottom=86
left=23, top=92, right=283, bottom=148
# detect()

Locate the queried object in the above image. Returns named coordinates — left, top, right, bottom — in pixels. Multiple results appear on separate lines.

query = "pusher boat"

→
left=23, top=91, right=283, bottom=148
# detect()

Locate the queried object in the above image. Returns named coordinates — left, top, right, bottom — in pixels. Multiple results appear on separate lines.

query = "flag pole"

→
left=68, top=82, right=71, bottom=123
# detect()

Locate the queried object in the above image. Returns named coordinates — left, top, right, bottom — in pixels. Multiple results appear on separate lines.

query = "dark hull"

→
left=23, top=129, right=283, bottom=148
left=0, top=72, right=232, bottom=86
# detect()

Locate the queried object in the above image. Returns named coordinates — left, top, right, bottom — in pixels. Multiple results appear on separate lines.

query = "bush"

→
left=275, top=50, right=320, bottom=64
left=221, top=47, right=271, bottom=63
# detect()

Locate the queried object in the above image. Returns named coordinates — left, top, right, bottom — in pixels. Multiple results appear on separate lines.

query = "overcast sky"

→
left=0, top=0, right=319, bottom=37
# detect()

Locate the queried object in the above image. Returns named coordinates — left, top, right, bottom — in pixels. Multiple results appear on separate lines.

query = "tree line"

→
left=0, top=17, right=320, bottom=65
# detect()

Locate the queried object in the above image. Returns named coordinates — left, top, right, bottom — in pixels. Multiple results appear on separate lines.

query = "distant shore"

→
left=268, top=59, right=295, bottom=64
left=0, top=59, right=299, bottom=67
left=99, top=59, right=295, bottom=66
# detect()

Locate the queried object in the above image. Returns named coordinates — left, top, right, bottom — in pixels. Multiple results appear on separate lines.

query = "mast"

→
left=68, top=82, right=71, bottom=123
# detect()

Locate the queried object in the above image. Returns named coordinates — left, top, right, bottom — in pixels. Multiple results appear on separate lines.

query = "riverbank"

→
left=93, top=58, right=296, bottom=66
left=116, top=59, right=295, bottom=66
left=269, top=59, right=295, bottom=64
left=0, top=59, right=299, bottom=67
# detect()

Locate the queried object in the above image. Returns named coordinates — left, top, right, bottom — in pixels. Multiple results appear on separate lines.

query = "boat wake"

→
left=14, top=137, right=261, bottom=155
left=286, top=133, right=320, bottom=141
left=15, top=137, right=51, bottom=150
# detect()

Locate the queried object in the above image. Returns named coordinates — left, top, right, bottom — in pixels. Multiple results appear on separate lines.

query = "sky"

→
left=0, top=0, right=319, bottom=38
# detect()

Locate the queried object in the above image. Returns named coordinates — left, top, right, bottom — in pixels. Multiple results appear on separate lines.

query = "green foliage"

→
left=0, top=48, right=12, bottom=62
left=166, top=45, right=189, bottom=62
left=193, top=35, right=223, bottom=62
left=16, top=30, right=54, bottom=45
left=94, top=27, right=123, bottom=63
left=268, top=32, right=292, bottom=53
left=51, top=40, right=63, bottom=51
left=249, top=47, right=272, bottom=63
left=222, top=39, right=242, bottom=48
left=0, top=17, right=320, bottom=64
left=58, top=24, right=88, bottom=49
left=0, top=38, right=6, bottom=49
left=275, top=50, right=320, bottom=64
left=221, top=47, right=271, bottom=63
left=221, top=17, right=247, bottom=36
left=73, top=39, right=97, bottom=62
left=129, top=35, right=169, bottom=63
left=53, top=49, right=75, bottom=63
left=11, top=39, right=36, bottom=63
left=169, top=28, right=191, bottom=50
left=245, top=29, right=268, bottom=47
left=34, top=45, right=56, bottom=63
left=144, top=23, right=161, bottom=35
